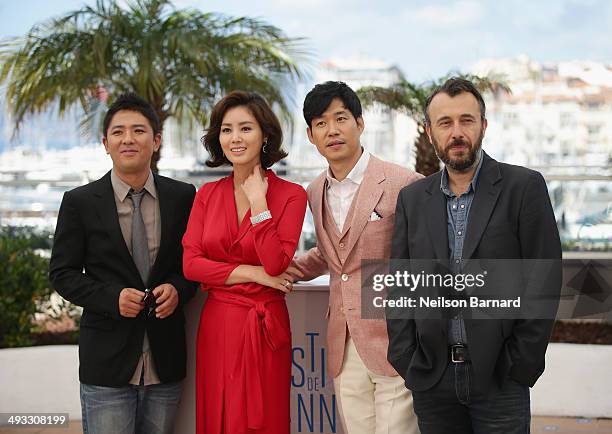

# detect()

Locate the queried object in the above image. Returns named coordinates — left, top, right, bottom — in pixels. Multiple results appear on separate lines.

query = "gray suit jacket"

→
left=387, top=151, right=562, bottom=394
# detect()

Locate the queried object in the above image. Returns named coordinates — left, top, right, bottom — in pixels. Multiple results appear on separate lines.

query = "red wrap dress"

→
left=182, top=170, right=307, bottom=434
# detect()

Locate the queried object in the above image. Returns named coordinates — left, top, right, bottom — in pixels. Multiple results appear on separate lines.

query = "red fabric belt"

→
left=208, top=291, right=289, bottom=430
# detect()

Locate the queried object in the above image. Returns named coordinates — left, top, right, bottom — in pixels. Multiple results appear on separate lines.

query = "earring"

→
left=262, top=139, right=268, bottom=154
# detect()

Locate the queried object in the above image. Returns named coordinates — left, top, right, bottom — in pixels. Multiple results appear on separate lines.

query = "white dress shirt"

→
left=325, top=149, right=370, bottom=232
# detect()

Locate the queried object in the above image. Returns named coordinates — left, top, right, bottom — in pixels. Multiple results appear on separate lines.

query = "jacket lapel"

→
left=462, top=153, right=502, bottom=260
left=310, top=172, right=342, bottom=269
left=424, top=173, right=450, bottom=260
left=93, top=172, right=143, bottom=283
left=148, top=174, right=176, bottom=285
left=344, top=156, right=384, bottom=257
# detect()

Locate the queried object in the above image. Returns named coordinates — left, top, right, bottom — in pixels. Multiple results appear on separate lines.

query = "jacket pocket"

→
left=80, top=311, right=114, bottom=331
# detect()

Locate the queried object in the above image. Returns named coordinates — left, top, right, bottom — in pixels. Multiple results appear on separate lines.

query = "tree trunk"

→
left=151, top=106, right=169, bottom=173
left=414, top=125, right=440, bottom=177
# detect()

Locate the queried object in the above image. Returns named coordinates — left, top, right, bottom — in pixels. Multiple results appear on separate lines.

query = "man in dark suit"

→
left=49, top=93, right=197, bottom=434
left=386, top=78, right=561, bottom=433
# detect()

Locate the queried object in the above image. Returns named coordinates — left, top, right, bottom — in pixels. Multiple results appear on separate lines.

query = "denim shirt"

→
left=440, top=150, right=484, bottom=345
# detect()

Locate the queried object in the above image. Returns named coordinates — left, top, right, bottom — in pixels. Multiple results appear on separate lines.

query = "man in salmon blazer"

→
left=288, top=81, right=422, bottom=434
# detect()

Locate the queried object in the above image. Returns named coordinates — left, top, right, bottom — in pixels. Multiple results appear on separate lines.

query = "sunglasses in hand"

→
left=142, top=288, right=157, bottom=318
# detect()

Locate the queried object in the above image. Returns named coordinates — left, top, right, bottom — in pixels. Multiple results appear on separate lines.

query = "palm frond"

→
left=0, top=0, right=311, bottom=141
left=358, top=84, right=425, bottom=120
left=356, top=72, right=511, bottom=176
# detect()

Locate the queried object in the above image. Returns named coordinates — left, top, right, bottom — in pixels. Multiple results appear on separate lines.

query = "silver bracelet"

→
left=250, top=210, right=272, bottom=225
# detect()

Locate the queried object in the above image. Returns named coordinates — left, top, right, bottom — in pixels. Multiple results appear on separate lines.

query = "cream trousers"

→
left=333, top=336, right=419, bottom=434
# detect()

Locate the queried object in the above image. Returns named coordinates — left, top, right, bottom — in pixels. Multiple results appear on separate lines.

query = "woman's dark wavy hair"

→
left=203, top=91, right=287, bottom=168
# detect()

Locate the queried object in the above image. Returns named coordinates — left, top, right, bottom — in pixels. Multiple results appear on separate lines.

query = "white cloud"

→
left=269, top=0, right=328, bottom=9
left=2, top=0, right=611, bottom=84
left=405, top=0, right=484, bottom=27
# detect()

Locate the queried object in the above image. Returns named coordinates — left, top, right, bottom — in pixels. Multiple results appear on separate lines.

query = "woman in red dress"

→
left=182, top=91, right=307, bottom=434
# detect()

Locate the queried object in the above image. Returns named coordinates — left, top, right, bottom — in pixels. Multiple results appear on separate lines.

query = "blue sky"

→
left=1, top=0, right=611, bottom=82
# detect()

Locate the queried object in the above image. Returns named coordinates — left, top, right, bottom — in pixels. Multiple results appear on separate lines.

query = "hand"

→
left=152, top=283, right=179, bottom=319
left=256, top=268, right=295, bottom=294
left=119, top=287, right=145, bottom=317
left=285, top=265, right=305, bottom=281
left=240, top=164, right=268, bottom=208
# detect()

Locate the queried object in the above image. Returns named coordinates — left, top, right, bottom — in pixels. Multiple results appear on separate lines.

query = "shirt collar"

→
left=440, top=148, right=484, bottom=197
left=326, top=148, right=370, bottom=188
left=111, top=169, right=157, bottom=202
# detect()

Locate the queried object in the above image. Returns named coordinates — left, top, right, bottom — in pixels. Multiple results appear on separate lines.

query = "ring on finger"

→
left=283, top=280, right=292, bottom=288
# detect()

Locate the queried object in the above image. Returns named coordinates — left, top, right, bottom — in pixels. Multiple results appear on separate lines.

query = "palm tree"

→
left=0, top=0, right=308, bottom=170
left=358, top=73, right=510, bottom=176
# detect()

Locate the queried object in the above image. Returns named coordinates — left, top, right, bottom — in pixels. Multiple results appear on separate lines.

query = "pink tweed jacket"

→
left=293, top=155, right=423, bottom=378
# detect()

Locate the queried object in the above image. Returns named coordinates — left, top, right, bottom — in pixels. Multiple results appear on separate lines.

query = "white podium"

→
left=174, top=276, right=343, bottom=434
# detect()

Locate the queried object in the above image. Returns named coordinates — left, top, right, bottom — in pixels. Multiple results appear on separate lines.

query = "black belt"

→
left=450, top=344, right=470, bottom=363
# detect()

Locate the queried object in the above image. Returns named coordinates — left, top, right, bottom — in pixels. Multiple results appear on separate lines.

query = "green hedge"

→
left=0, top=228, right=52, bottom=347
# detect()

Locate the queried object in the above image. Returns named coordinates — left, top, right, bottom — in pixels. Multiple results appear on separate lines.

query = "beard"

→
left=433, top=129, right=484, bottom=172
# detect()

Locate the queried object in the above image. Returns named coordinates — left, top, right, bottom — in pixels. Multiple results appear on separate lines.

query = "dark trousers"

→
left=412, top=362, right=530, bottom=434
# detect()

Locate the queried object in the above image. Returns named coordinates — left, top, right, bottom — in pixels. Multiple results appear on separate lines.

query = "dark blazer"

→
left=386, top=151, right=562, bottom=395
left=49, top=171, right=197, bottom=387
